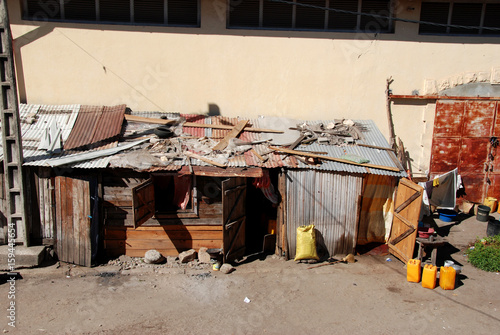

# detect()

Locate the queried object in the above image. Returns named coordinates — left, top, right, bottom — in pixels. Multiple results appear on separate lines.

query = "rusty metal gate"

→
left=430, top=100, right=500, bottom=203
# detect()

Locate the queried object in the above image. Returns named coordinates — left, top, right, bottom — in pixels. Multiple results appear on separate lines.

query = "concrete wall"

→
left=8, top=0, right=500, bottom=177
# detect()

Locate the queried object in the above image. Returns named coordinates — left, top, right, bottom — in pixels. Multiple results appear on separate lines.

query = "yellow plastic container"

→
left=421, top=264, right=437, bottom=289
left=407, top=259, right=421, bottom=283
left=484, top=197, right=498, bottom=213
left=439, top=266, right=456, bottom=290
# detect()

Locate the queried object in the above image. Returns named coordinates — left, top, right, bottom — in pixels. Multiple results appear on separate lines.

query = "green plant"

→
left=466, top=235, right=500, bottom=272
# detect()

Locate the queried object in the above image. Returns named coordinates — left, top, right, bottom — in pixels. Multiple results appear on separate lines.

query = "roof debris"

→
left=1, top=104, right=405, bottom=175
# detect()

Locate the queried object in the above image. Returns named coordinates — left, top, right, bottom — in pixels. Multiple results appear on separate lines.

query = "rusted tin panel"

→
left=100, top=105, right=127, bottom=141
left=181, top=114, right=208, bottom=138
left=286, top=170, right=363, bottom=259
left=459, top=138, right=489, bottom=173
left=430, top=138, right=461, bottom=173
left=64, top=105, right=102, bottom=150
left=430, top=99, right=498, bottom=203
left=433, top=101, right=465, bottom=137
left=462, top=101, right=496, bottom=137
left=486, top=174, right=500, bottom=200
left=461, top=174, right=486, bottom=203
left=64, top=105, right=126, bottom=150
left=495, top=103, right=500, bottom=137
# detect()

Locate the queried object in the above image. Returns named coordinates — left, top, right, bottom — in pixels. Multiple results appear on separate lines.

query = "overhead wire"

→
left=265, top=0, right=500, bottom=32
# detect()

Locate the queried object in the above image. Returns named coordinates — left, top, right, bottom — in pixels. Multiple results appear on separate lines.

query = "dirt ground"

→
left=1, top=212, right=500, bottom=335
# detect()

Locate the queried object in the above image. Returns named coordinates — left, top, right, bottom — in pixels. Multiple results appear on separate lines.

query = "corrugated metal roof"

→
left=64, top=104, right=125, bottom=150
left=2, top=104, right=128, bottom=169
left=2, top=105, right=406, bottom=174
left=290, top=120, right=404, bottom=177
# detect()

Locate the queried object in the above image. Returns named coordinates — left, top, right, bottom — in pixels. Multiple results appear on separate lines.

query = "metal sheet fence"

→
left=286, top=170, right=363, bottom=259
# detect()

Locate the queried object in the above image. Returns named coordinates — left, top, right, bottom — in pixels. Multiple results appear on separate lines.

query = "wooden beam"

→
left=250, top=148, right=266, bottom=162
left=124, top=114, right=176, bottom=125
left=179, top=166, right=263, bottom=178
left=124, top=114, right=283, bottom=133
left=185, top=151, right=227, bottom=168
left=212, top=120, right=249, bottom=151
left=390, top=95, right=500, bottom=101
left=268, top=146, right=401, bottom=172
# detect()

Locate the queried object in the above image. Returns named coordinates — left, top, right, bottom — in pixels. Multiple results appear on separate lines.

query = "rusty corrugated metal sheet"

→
left=286, top=170, right=363, bottom=258
left=182, top=114, right=211, bottom=138
left=64, top=104, right=126, bottom=150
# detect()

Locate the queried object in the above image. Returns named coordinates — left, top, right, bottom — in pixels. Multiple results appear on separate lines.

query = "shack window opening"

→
left=152, top=174, right=195, bottom=215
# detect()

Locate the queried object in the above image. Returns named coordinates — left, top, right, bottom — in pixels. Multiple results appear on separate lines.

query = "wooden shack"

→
left=8, top=104, right=407, bottom=266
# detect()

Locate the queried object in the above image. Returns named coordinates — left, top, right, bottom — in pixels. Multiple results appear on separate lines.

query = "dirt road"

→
left=1, top=214, right=500, bottom=334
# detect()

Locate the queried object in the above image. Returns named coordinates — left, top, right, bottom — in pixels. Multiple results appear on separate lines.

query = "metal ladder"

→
left=0, top=0, right=28, bottom=246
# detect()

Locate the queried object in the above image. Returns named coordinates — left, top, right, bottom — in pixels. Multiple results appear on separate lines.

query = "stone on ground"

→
left=144, top=250, right=165, bottom=264
left=179, top=249, right=197, bottom=263
left=198, top=247, right=212, bottom=264
left=220, top=263, right=234, bottom=274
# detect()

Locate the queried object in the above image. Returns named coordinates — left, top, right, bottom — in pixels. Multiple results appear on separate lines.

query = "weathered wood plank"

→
left=73, top=179, right=82, bottom=266
left=104, top=238, right=222, bottom=250
left=82, top=178, right=91, bottom=267
left=104, top=228, right=223, bottom=240
left=106, top=225, right=223, bottom=232
left=212, top=120, right=249, bottom=151
left=105, top=248, right=190, bottom=258
left=55, top=177, right=62, bottom=258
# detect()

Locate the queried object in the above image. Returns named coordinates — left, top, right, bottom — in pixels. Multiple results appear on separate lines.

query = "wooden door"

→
left=388, top=178, right=423, bottom=264
left=55, top=176, right=92, bottom=267
left=222, top=177, right=246, bottom=263
left=132, top=179, right=155, bottom=227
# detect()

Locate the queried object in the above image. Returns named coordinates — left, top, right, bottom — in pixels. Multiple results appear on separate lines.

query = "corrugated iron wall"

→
left=286, top=170, right=363, bottom=258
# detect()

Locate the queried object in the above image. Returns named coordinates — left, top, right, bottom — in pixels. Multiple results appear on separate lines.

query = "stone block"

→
left=198, top=247, right=212, bottom=264
left=179, top=249, right=197, bottom=263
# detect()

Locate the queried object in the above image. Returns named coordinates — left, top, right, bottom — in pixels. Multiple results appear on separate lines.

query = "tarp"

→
left=358, top=174, right=397, bottom=245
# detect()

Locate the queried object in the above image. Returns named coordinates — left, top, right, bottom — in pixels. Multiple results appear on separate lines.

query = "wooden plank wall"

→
left=103, top=173, right=224, bottom=258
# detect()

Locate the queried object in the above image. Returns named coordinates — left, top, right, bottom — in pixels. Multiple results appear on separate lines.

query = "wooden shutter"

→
left=360, top=0, right=392, bottom=32
left=132, top=179, right=155, bottom=228
left=483, top=4, right=500, bottom=35
left=388, top=178, right=423, bottom=264
left=168, top=0, right=199, bottom=26
left=222, top=177, right=247, bottom=263
left=99, top=0, right=131, bottom=22
left=450, top=3, right=482, bottom=35
left=134, top=0, right=165, bottom=24
left=328, top=0, right=358, bottom=30
left=419, top=2, right=449, bottom=34
left=263, top=0, right=293, bottom=28
left=228, top=0, right=260, bottom=28
left=25, top=0, right=62, bottom=19
left=64, top=0, right=96, bottom=21
left=295, top=0, right=327, bottom=30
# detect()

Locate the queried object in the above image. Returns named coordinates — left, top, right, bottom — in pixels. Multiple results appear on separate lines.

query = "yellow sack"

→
left=294, top=224, right=319, bottom=261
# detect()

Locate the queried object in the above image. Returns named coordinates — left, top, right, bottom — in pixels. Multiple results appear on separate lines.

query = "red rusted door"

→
left=430, top=100, right=499, bottom=203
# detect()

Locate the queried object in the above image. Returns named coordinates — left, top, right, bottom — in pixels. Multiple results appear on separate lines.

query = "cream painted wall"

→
left=7, top=0, right=500, bottom=177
